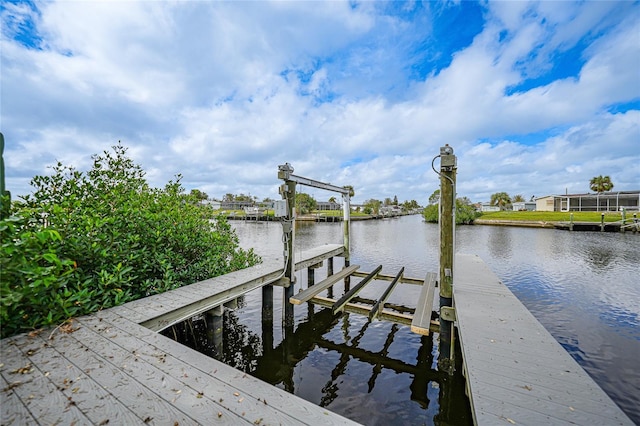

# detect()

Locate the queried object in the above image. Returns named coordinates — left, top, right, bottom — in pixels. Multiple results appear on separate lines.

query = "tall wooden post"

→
left=280, top=179, right=297, bottom=327
left=327, top=257, right=335, bottom=299
left=438, top=144, right=457, bottom=373
left=342, top=192, right=351, bottom=290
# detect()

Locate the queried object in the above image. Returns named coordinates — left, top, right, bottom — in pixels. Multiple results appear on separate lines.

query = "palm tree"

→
left=589, top=175, right=614, bottom=193
left=590, top=175, right=614, bottom=212
left=343, top=185, right=355, bottom=198
left=512, top=194, right=525, bottom=203
left=490, top=192, right=512, bottom=211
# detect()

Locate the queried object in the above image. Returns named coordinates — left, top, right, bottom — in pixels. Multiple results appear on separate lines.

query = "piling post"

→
left=601, top=213, right=605, bottom=232
left=438, top=144, right=457, bottom=374
left=327, top=257, right=335, bottom=298
left=262, top=285, right=273, bottom=321
left=570, top=213, right=574, bottom=231
left=205, top=305, right=224, bottom=358
left=342, top=190, right=352, bottom=291
left=277, top=164, right=297, bottom=327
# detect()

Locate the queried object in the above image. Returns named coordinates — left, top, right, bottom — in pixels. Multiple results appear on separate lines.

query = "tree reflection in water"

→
left=163, top=302, right=472, bottom=425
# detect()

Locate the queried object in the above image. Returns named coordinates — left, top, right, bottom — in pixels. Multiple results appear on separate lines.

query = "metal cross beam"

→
left=278, top=163, right=350, bottom=195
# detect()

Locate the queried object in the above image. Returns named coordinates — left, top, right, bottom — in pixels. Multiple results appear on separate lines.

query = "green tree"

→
left=428, top=190, right=440, bottom=205
left=343, top=185, right=355, bottom=198
left=1, top=143, right=259, bottom=338
left=295, top=193, right=317, bottom=214
left=189, top=189, right=209, bottom=202
left=423, top=197, right=480, bottom=224
left=490, top=192, right=512, bottom=210
left=364, top=199, right=382, bottom=215
left=589, top=175, right=614, bottom=193
left=404, top=199, right=419, bottom=209
left=512, top=194, right=525, bottom=202
left=393, top=195, right=398, bottom=206
left=456, top=198, right=480, bottom=224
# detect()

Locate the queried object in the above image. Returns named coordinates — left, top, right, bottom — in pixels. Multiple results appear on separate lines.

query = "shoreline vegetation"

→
left=222, top=209, right=636, bottom=228
left=221, top=209, right=419, bottom=221
left=0, top=144, right=260, bottom=338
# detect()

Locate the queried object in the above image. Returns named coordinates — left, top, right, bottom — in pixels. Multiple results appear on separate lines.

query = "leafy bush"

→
left=1, top=143, right=260, bottom=337
left=422, top=199, right=481, bottom=225
left=295, top=192, right=317, bottom=214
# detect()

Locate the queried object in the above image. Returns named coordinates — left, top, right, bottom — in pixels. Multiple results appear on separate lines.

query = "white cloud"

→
left=1, top=1, right=638, bottom=205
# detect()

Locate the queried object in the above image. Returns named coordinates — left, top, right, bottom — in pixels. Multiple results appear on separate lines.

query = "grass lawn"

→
left=479, top=211, right=629, bottom=223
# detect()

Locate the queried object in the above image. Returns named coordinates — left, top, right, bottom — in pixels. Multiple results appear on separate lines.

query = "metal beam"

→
left=287, top=173, right=351, bottom=195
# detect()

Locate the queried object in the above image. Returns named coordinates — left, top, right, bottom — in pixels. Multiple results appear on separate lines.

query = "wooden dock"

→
left=2, top=244, right=634, bottom=425
left=454, top=253, right=633, bottom=425
left=1, top=244, right=359, bottom=426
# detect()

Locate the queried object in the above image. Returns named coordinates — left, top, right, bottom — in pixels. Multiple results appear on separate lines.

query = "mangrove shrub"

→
left=423, top=199, right=481, bottom=225
left=0, top=143, right=259, bottom=337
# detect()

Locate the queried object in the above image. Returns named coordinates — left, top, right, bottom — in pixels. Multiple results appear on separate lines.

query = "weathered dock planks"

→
left=118, top=244, right=345, bottom=331
left=1, top=243, right=359, bottom=426
left=454, top=253, right=633, bottom=426
left=410, top=272, right=437, bottom=336
left=290, top=264, right=360, bottom=305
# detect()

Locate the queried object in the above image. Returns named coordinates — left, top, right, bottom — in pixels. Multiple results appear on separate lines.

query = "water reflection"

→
left=486, top=226, right=513, bottom=259
left=167, top=215, right=639, bottom=424
left=166, top=303, right=472, bottom=425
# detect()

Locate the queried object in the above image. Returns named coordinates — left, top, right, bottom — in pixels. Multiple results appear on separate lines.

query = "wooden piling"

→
left=438, top=144, right=457, bottom=373
left=327, top=257, right=334, bottom=299
left=282, top=179, right=297, bottom=327
left=570, top=212, right=574, bottom=231
left=204, top=305, right=224, bottom=357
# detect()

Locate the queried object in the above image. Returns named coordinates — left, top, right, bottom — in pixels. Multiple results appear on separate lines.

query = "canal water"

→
left=166, top=215, right=640, bottom=425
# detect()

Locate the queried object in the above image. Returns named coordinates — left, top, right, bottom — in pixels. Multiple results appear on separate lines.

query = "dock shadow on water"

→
left=162, top=298, right=473, bottom=426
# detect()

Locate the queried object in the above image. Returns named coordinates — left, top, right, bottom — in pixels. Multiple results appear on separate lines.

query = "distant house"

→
left=512, top=201, right=536, bottom=211
left=203, top=199, right=222, bottom=209
left=480, top=202, right=500, bottom=212
left=221, top=201, right=255, bottom=210
left=316, top=201, right=342, bottom=211
left=536, top=191, right=640, bottom=212
left=380, top=205, right=402, bottom=216
left=535, top=196, right=556, bottom=212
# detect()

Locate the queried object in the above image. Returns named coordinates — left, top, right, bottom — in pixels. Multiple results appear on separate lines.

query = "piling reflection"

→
left=164, top=304, right=472, bottom=425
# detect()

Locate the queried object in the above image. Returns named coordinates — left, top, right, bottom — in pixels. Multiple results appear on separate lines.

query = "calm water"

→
left=168, top=215, right=640, bottom=425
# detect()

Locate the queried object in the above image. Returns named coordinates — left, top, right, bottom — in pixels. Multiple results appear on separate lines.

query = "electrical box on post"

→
left=274, top=200, right=288, bottom=217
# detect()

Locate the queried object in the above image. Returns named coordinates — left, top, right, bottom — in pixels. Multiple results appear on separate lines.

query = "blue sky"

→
left=1, top=0, right=638, bottom=204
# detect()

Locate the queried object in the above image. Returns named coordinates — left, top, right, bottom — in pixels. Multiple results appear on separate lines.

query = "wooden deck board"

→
left=290, top=264, right=360, bottom=305
left=75, top=314, right=306, bottom=425
left=411, top=272, right=437, bottom=335
left=9, top=333, right=144, bottom=425
left=1, top=336, right=95, bottom=426
left=1, top=244, right=359, bottom=425
left=139, top=244, right=344, bottom=331
left=454, top=253, right=633, bottom=426
left=0, top=372, right=35, bottom=426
